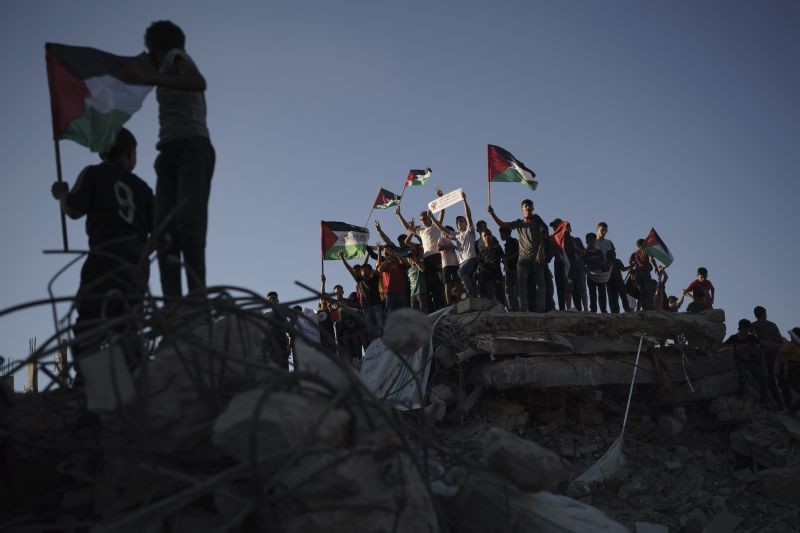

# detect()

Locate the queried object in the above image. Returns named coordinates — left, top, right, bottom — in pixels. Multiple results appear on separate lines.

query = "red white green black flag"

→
left=321, top=221, right=370, bottom=260
left=405, top=168, right=431, bottom=186
left=373, top=188, right=401, bottom=209
left=644, top=228, right=674, bottom=267
left=46, top=43, right=155, bottom=152
left=488, top=144, right=538, bottom=190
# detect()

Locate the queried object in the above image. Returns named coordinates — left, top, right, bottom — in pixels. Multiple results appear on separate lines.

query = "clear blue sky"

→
left=1, top=1, right=799, bottom=368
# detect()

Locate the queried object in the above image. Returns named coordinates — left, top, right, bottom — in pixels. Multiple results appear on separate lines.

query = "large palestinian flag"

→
left=405, top=168, right=431, bottom=186
left=373, top=188, right=401, bottom=209
left=643, top=228, right=674, bottom=267
left=488, top=145, right=538, bottom=190
left=321, top=221, right=370, bottom=260
left=46, top=43, right=155, bottom=153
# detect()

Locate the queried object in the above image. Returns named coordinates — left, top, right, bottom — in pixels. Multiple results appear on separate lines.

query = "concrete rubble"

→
left=1, top=297, right=799, bottom=532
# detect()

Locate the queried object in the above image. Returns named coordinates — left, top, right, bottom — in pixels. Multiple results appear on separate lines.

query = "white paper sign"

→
left=427, top=188, right=463, bottom=215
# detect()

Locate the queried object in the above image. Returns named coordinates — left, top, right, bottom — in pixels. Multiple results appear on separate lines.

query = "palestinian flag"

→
left=405, top=168, right=431, bottom=186
left=550, top=220, right=571, bottom=274
left=488, top=144, right=538, bottom=190
left=321, top=221, right=370, bottom=260
left=373, top=188, right=401, bottom=209
left=643, top=228, right=674, bottom=267
left=46, top=43, right=155, bottom=153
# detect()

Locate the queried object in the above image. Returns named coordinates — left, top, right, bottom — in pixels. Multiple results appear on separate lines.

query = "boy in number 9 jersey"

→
left=51, top=128, right=154, bottom=360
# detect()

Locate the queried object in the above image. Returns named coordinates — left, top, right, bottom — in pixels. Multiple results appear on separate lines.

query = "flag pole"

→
left=488, top=180, right=492, bottom=207
left=320, top=221, right=325, bottom=281
left=53, top=139, right=69, bottom=251
left=364, top=206, right=375, bottom=229
left=398, top=182, right=408, bottom=207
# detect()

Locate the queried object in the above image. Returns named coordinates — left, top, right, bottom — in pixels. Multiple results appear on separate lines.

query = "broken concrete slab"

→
left=212, top=389, right=351, bottom=463
left=481, top=427, right=565, bottom=492
left=705, top=510, right=742, bottom=533
left=471, top=350, right=735, bottom=390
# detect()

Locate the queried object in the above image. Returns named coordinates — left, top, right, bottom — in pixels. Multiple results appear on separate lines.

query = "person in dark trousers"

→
left=606, top=250, right=631, bottom=313
left=584, top=233, right=607, bottom=313
left=549, top=219, right=567, bottom=310
left=51, top=128, right=154, bottom=361
left=129, top=20, right=216, bottom=300
left=724, top=319, right=769, bottom=405
left=477, top=228, right=506, bottom=305
left=499, top=226, right=519, bottom=311
left=752, top=306, right=791, bottom=409
left=630, top=238, right=658, bottom=310
left=488, top=199, right=548, bottom=312
left=685, top=289, right=707, bottom=313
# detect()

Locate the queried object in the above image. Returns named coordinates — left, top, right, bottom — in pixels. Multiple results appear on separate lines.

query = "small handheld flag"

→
left=488, top=145, right=537, bottom=190
left=373, top=188, right=401, bottom=209
left=321, top=221, right=370, bottom=260
left=643, top=228, right=674, bottom=267
left=405, top=168, right=431, bottom=187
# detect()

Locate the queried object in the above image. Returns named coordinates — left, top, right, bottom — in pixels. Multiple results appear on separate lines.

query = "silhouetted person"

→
left=130, top=20, right=216, bottom=300
left=51, top=128, right=154, bottom=359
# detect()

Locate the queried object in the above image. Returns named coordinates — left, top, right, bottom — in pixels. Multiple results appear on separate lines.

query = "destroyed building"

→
left=1, top=293, right=799, bottom=532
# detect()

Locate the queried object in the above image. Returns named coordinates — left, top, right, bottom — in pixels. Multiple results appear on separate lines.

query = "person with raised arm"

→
left=487, top=199, right=548, bottom=312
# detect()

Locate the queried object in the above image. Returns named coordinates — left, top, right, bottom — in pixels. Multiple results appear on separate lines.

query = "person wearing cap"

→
left=51, top=128, right=154, bottom=361
left=724, top=319, right=769, bottom=404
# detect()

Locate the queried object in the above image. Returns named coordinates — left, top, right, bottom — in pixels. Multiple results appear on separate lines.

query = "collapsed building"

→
left=0, top=294, right=798, bottom=532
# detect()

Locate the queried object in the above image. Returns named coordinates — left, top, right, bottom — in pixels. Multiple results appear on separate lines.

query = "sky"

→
left=1, top=1, right=799, bottom=379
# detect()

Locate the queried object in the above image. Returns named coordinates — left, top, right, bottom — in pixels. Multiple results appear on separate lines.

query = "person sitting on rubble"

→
left=685, top=288, right=707, bottom=313
left=724, top=319, right=769, bottom=405
left=684, top=267, right=715, bottom=309
left=51, top=128, right=154, bottom=363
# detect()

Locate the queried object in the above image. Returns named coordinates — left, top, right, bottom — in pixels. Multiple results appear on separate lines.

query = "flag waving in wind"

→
left=643, top=228, right=674, bottom=267
left=405, top=168, right=431, bottom=186
left=321, top=221, right=370, bottom=260
left=373, top=188, right=401, bottom=209
left=488, top=145, right=538, bottom=190
left=46, top=43, right=155, bottom=152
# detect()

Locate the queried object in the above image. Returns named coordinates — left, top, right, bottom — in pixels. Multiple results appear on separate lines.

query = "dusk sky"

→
left=1, top=1, right=798, bottom=373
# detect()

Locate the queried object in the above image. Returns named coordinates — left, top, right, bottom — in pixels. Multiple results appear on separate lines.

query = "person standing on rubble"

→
left=724, top=319, right=769, bottom=405
left=51, top=128, right=154, bottom=360
left=127, top=20, right=215, bottom=301
left=488, top=199, right=548, bottom=312
left=629, top=238, right=658, bottom=310
left=752, top=306, right=792, bottom=409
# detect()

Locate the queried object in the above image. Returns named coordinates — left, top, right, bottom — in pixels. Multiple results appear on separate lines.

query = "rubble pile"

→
left=1, top=295, right=799, bottom=532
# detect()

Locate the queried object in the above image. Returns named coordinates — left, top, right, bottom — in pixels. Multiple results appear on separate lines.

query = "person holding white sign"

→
left=429, top=191, right=479, bottom=298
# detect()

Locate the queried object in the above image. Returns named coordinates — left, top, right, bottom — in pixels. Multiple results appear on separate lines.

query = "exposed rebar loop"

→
left=0, top=257, right=490, bottom=532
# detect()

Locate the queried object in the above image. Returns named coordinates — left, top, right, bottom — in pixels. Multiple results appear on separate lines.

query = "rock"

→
left=78, top=343, right=136, bottom=412
left=430, top=383, right=455, bottom=405
left=709, top=395, right=751, bottom=422
left=756, top=464, right=800, bottom=504
left=444, top=471, right=627, bottom=533
left=455, top=297, right=500, bottom=314
left=635, top=522, right=668, bottom=533
left=459, top=386, right=484, bottom=417
left=383, top=308, right=432, bottom=356
left=212, top=389, right=351, bottom=463
left=617, top=478, right=645, bottom=501
left=705, top=510, right=742, bottom=533
left=482, top=400, right=529, bottom=431
left=481, top=427, right=566, bottom=492
left=272, top=443, right=440, bottom=533
left=293, top=339, right=352, bottom=393
left=664, top=459, right=682, bottom=471
left=657, top=415, right=684, bottom=439
left=732, top=468, right=756, bottom=484
left=425, top=397, right=447, bottom=421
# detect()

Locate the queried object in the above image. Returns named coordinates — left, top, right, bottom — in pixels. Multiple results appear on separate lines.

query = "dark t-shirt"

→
left=478, top=239, right=505, bottom=273
left=686, top=301, right=705, bottom=313
left=724, top=333, right=759, bottom=361
left=752, top=319, right=783, bottom=350
left=503, top=237, right=519, bottom=274
left=67, top=162, right=154, bottom=258
left=508, top=215, right=547, bottom=258
left=357, top=272, right=381, bottom=308
left=584, top=248, right=605, bottom=272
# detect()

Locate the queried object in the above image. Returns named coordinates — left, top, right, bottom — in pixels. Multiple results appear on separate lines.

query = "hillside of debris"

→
left=1, top=295, right=798, bottom=532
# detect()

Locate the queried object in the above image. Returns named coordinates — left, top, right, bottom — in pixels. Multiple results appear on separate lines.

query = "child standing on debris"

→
left=605, top=250, right=631, bottom=313
left=684, top=267, right=715, bottom=309
left=129, top=21, right=215, bottom=300
left=685, top=289, right=706, bottom=313
left=477, top=228, right=506, bottom=305
left=51, top=128, right=154, bottom=359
